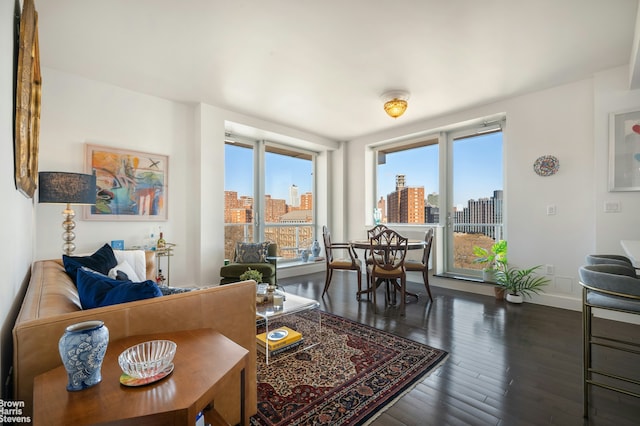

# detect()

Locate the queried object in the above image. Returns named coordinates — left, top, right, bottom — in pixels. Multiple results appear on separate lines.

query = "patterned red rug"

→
left=251, top=310, right=448, bottom=425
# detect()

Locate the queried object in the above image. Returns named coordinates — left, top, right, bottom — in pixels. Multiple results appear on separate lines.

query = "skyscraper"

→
left=387, top=175, right=425, bottom=223
left=289, top=184, right=300, bottom=207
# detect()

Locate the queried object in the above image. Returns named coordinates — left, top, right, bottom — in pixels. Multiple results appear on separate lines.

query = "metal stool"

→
left=578, top=264, right=640, bottom=418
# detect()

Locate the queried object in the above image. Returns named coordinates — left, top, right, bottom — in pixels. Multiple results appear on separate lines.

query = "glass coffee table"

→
left=256, top=291, right=321, bottom=364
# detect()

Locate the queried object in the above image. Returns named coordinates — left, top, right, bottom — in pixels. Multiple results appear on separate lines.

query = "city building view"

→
left=225, top=172, right=503, bottom=270
left=378, top=174, right=503, bottom=271
left=224, top=186, right=314, bottom=261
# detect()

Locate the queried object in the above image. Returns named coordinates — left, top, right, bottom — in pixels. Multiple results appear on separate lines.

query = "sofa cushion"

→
left=235, top=242, right=270, bottom=263
left=63, top=244, right=118, bottom=284
left=113, top=250, right=147, bottom=282
left=108, top=261, right=142, bottom=282
left=76, top=267, right=162, bottom=309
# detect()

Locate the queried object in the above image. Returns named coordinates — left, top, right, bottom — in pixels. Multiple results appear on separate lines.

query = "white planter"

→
left=506, top=293, right=523, bottom=304
left=482, top=269, right=497, bottom=283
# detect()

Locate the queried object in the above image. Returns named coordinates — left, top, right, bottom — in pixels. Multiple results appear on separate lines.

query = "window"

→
left=376, top=138, right=439, bottom=225
left=224, top=135, right=316, bottom=263
left=447, top=127, right=503, bottom=277
left=374, top=120, right=504, bottom=279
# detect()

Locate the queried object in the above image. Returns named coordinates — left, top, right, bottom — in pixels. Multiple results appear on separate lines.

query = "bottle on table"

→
left=157, top=232, right=166, bottom=250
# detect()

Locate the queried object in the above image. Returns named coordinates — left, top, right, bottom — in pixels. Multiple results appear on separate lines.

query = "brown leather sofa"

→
left=12, top=253, right=257, bottom=424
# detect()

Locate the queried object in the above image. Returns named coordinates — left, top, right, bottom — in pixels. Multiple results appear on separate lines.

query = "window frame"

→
left=224, top=134, right=317, bottom=264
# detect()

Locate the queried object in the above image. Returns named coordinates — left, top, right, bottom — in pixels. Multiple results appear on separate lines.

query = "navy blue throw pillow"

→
left=76, top=268, right=162, bottom=309
left=63, top=244, right=118, bottom=284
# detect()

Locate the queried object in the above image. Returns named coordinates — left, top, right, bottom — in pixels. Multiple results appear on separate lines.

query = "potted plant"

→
left=472, top=240, right=508, bottom=283
left=239, top=268, right=263, bottom=284
left=495, top=265, right=550, bottom=304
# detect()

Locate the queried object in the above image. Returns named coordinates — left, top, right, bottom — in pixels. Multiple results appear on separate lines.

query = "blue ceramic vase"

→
left=58, top=320, right=109, bottom=391
left=301, top=249, right=310, bottom=262
left=311, top=240, right=321, bottom=258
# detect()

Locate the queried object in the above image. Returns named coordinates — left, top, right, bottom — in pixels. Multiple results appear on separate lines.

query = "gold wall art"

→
left=14, top=0, right=41, bottom=198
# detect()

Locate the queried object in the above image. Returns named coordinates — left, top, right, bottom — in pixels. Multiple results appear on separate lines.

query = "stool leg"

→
left=582, top=288, right=591, bottom=419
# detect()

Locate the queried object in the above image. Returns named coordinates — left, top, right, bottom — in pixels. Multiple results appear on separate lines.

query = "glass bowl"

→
left=118, top=340, right=177, bottom=379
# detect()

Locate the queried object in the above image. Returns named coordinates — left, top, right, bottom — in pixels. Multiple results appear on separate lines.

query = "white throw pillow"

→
left=108, top=261, right=142, bottom=282
left=113, top=250, right=147, bottom=282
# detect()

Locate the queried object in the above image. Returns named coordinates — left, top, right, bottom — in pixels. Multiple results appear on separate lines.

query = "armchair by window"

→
left=220, top=242, right=278, bottom=285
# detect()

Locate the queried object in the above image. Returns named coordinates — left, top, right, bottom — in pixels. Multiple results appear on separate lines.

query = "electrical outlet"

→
left=545, top=264, right=554, bottom=275
left=546, top=205, right=556, bottom=215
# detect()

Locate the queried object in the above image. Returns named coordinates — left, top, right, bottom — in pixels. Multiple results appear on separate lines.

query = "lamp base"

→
left=62, top=205, right=77, bottom=256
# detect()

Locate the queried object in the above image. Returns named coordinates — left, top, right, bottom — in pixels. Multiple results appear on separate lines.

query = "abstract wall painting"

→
left=85, top=144, right=168, bottom=220
left=609, top=108, right=640, bottom=191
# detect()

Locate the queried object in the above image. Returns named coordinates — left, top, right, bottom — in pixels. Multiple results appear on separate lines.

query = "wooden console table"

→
left=33, top=328, right=249, bottom=426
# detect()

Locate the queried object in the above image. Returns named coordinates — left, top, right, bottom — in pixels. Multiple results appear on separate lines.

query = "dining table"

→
left=350, top=238, right=427, bottom=302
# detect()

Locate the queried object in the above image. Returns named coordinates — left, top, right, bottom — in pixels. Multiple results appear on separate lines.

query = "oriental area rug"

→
left=251, top=310, right=448, bottom=426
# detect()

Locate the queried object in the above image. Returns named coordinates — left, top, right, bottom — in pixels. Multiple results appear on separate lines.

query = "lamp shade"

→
left=38, top=172, right=96, bottom=205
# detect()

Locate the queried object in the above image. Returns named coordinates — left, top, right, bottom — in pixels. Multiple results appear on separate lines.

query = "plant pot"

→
left=494, top=286, right=505, bottom=300
left=506, top=293, right=523, bottom=304
left=482, top=269, right=497, bottom=283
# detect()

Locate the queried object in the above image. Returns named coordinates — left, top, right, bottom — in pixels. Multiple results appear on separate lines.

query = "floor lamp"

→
left=38, top=172, right=97, bottom=256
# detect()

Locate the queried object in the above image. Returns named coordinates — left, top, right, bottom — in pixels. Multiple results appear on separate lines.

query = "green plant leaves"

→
left=495, top=265, right=550, bottom=298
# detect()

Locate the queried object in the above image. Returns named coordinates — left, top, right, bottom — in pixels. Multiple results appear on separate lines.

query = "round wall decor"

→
left=533, top=155, right=559, bottom=177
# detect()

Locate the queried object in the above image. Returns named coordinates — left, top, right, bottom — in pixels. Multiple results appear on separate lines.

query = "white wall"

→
left=36, top=69, right=338, bottom=286
left=1, top=0, right=36, bottom=397
left=36, top=68, right=195, bottom=284
left=346, top=77, right=612, bottom=310
left=594, top=66, right=640, bottom=251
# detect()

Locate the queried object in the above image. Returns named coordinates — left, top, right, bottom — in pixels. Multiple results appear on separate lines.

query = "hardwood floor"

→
left=277, top=270, right=640, bottom=426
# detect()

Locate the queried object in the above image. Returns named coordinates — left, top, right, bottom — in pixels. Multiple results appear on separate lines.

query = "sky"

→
left=377, top=132, right=503, bottom=207
left=225, top=145, right=312, bottom=201
left=226, top=132, right=502, bottom=206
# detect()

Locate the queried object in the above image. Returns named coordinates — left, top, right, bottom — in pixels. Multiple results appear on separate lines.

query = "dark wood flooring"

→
left=276, top=270, right=640, bottom=426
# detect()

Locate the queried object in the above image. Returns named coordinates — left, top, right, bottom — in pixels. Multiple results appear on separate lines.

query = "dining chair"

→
left=321, top=225, right=363, bottom=298
left=357, top=224, right=389, bottom=299
left=578, top=263, right=640, bottom=418
left=404, top=228, right=434, bottom=302
left=367, top=228, right=408, bottom=315
left=365, top=224, right=388, bottom=265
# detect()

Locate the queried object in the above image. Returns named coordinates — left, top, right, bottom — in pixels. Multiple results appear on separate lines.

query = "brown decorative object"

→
left=14, top=0, right=41, bottom=198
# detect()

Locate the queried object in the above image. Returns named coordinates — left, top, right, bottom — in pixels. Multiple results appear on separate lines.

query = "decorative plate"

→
left=533, top=155, right=559, bottom=177
left=120, top=363, right=174, bottom=387
left=267, top=329, right=288, bottom=341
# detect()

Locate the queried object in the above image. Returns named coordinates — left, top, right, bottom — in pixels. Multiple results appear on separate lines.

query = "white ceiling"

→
left=35, top=0, right=639, bottom=141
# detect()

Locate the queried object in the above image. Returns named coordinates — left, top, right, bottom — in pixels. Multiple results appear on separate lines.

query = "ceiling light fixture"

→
left=381, top=90, right=410, bottom=119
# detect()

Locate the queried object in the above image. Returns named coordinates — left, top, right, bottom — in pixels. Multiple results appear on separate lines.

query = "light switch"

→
left=604, top=201, right=620, bottom=213
left=547, top=205, right=556, bottom=215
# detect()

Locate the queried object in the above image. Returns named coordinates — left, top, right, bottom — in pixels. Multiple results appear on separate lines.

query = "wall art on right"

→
left=609, top=108, right=640, bottom=191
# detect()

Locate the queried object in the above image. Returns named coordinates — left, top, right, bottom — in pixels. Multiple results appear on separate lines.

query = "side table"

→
left=33, top=328, right=249, bottom=426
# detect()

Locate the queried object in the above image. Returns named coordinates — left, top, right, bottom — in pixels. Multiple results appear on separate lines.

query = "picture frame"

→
left=84, top=144, right=168, bottom=221
left=609, top=108, right=640, bottom=191
left=14, top=0, right=41, bottom=198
